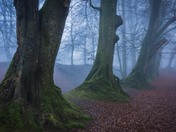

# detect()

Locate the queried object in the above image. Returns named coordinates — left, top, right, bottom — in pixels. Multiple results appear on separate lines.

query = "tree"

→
left=0, top=0, right=87, bottom=131
left=121, top=0, right=127, bottom=78
left=69, top=0, right=129, bottom=101
left=0, top=0, right=16, bottom=61
left=124, top=0, right=176, bottom=88
left=167, top=47, right=176, bottom=68
left=59, top=0, right=99, bottom=65
left=126, top=0, right=146, bottom=69
left=115, top=0, right=148, bottom=78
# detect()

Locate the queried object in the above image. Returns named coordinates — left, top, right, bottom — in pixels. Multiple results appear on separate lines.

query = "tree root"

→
left=0, top=87, right=90, bottom=131
left=66, top=78, right=129, bottom=102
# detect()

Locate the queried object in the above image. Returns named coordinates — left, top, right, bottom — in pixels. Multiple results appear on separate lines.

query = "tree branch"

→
left=154, top=38, right=168, bottom=52
left=150, top=38, right=168, bottom=59
left=157, top=16, right=176, bottom=37
left=158, top=26, right=176, bottom=40
left=89, top=0, right=100, bottom=11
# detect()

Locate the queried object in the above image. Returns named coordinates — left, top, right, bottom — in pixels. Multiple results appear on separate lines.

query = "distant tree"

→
left=127, top=0, right=138, bottom=69
left=0, top=0, right=86, bottom=131
left=167, top=47, right=176, bottom=68
left=71, top=0, right=129, bottom=101
left=126, top=0, right=147, bottom=70
left=116, top=0, right=148, bottom=78
left=121, top=0, right=127, bottom=78
left=116, top=44, right=124, bottom=77
left=124, top=0, right=176, bottom=88
left=70, top=14, right=76, bottom=65
left=59, top=0, right=98, bottom=65
left=0, top=0, right=16, bottom=60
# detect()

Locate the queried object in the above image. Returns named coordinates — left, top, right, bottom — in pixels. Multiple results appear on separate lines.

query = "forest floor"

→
left=0, top=63, right=176, bottom=131
left=70, top=69, right=176, bottom=131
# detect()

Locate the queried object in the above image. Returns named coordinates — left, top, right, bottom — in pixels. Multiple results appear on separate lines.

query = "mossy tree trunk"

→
left=0, top=0, right=42, bottom=105
left=72, top=0, right=128, bottom=102
left=86, top=0, right=122, bottom=82
left=0, top=0, right=87, bottom=131
left=124, top=0, right=175, bottom=88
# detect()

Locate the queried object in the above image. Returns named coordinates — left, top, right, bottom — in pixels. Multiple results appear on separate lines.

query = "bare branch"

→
left=159, top=26, right=176, bottom=39
left=157, top=16, right=176, bottom=37
left=150, top=38, right=168, bottom=59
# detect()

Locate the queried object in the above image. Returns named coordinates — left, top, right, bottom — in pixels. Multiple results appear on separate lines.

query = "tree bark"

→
left=0, top=0, right=87, bottom=130
left=0, top=0, right=41, bottom=104
left=73, top=0, right=128, bottom=102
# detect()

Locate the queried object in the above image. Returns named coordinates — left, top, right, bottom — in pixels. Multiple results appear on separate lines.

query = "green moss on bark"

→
left=0, top=103, right=41, bottom=132
left=66, top=77, right=129, bottom=102
left=0, top=86, right=91, bottom=131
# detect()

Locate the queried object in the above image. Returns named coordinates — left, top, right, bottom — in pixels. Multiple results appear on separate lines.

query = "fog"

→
left=1, top=1, right=176, bottom=131
left=0, top=0, right=176, bottom=93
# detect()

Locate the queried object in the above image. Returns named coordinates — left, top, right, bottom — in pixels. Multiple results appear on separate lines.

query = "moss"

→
left=49, top=114, right=58, bottom=126
left=65, top=121, right=85, bottom=129
left=66, top=77, right=129, bottom=103
left=0, top=86, right=91, bottom=131
left=0, top=102, right=89, bottom=131
left=0, top=103, right=42, bottom=132
left=0, top=103, right=22, bottom=130
left=41, top=86, right=91, bottom=130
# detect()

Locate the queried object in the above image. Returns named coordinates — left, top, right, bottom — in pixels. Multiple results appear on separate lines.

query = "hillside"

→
left=0, top=62, right=93, bottom=93
left=54, top=64, right=92, bottom=93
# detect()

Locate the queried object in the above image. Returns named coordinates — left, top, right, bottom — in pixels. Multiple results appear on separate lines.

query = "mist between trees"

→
left=0, top=0, right=176, bottom=131
left=0, top=0, right=176, bottom=78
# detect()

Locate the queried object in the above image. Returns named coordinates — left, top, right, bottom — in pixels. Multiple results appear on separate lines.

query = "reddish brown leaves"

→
left=71, top=71, right=176, bottom=131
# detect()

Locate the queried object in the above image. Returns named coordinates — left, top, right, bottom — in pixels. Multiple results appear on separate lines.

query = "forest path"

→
left=71, top=70, right=176, bottom=131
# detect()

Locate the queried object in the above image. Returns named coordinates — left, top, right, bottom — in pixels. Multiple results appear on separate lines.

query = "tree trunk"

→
left=83, top=37, right=87, bottom=65
left=70, top=22, right=74, bottom=65
left=124, top=0, right=176, bottom=89
left=128, top=0, right=138, bottom=69
left=131, top=35, right=137, bottom=69
left=123, top=0, right=163, bottom=88
left=147, top=49, right=162, bottom=79
left=0, top=0, right=87, bottom=131
left=71, top=0, right=129, bottom=102
left=117, top=44, right=124, bottom=77
left=167, top=47, right=176, bottom=68
left=121, top=0, right=127, bottom=78
left=91, top=32, right=95, bottom=60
